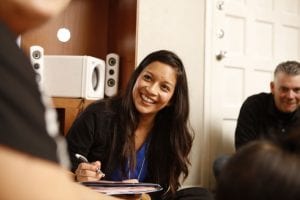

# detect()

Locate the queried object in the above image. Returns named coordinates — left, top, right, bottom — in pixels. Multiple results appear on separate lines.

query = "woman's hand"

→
left=75, top=161, right=104, bottom=182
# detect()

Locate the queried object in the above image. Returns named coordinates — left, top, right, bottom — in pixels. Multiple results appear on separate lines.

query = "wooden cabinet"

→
left=52, top=98, right=94, bottom=135
left=21, top=0, right=137, bottom=134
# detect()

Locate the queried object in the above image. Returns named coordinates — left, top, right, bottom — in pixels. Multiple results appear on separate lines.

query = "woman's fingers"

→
left=75, top=162, right=103, bottom=181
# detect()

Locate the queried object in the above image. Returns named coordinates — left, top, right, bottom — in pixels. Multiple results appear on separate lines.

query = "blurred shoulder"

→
left=244, top=92, right=271, bottom=104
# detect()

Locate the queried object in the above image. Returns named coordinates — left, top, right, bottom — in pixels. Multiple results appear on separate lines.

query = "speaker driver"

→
left=108, top=57, right=117, bottom=66
left=107, top=78, right=115, bottom=87
left=32, top=50, right=42, bottom=59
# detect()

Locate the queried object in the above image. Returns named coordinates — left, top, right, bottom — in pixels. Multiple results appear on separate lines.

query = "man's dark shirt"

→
left=235, top=92, right=300, bottom=149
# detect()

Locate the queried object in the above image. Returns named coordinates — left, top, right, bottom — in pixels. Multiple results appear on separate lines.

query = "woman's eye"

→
left=143, top=74, right=151, bottom=81
left=161, top=85, right=170, bottom=92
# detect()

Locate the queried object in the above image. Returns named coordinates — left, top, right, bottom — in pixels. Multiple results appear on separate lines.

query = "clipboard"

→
left=80, top=180, right=163, bottom=195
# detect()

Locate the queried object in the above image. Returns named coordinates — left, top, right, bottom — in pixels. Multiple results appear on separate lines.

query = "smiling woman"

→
left=66, top=50, right=197, bottom=199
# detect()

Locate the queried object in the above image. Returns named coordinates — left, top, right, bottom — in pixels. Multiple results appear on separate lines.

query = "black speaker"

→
left=105, top=53, right=120, bottom=97
left=30, top=45, right=44, bottom=89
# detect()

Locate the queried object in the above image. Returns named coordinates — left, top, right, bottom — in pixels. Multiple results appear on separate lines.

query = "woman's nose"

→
left=146, top=83, right=159, bottom=95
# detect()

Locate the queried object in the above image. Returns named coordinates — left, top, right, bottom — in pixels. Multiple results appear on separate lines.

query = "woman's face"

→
left=132, top=61, right=177, bottom=118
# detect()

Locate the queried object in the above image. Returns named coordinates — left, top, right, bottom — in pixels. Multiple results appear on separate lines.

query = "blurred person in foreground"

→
left=216, top=132, right=300, bottom=200
left=0, top=0, right=120, bottom=199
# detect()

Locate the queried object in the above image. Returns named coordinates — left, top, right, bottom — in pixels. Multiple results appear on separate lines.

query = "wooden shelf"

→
left=52, top=97, right=94, bottom=135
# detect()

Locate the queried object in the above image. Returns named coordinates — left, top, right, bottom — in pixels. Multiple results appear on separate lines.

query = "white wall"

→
left=136, top=0, right=207, bottom=187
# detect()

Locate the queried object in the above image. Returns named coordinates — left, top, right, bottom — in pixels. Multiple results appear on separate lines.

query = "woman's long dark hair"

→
left=118, top=50, right=194, bottom=197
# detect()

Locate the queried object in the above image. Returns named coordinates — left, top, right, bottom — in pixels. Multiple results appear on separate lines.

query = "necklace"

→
left=128, top=135, right=151, bottom=181
left=128, top=156, right=146, bottom=181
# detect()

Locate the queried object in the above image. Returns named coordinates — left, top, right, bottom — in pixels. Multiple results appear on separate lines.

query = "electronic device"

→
left=29, top=45, right=44, bottom=89
left=105, top=53, right=120, bottom=97
left=43, top=55, right=105, bottom=100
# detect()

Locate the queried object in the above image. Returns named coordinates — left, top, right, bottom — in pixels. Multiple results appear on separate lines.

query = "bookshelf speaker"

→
left=29, top=45, right=44, bottom=89
left=44, top=55, right=105, bottom=100
left=105, top=53, right=119, bottom=97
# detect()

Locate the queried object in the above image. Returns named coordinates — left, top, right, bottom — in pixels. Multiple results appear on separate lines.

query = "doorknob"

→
left=217, top=29, right=225, bottom=39
left=216, top=50, right=227, bottom=61
left=217, top=1, right=225, bottom=10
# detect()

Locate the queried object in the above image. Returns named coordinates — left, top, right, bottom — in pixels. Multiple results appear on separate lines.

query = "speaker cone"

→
left=32, top=50, right=42, bottom=59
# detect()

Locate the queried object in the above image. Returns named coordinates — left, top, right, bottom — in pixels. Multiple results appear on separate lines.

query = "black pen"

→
left=75, top=153, right=105, bottom=177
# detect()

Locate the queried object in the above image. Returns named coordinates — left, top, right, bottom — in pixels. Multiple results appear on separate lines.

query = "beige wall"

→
left=136, top=0, right=207, bottom=187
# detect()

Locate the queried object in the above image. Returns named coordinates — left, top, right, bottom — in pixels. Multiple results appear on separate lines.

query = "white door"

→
left=203, top=0, right=300, bottom=187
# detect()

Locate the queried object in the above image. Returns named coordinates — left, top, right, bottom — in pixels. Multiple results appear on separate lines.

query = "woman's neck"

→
left=134, top=114, right=155, bottom=150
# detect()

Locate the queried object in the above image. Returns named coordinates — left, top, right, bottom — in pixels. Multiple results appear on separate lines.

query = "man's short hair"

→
left=274, top=61, right=300, bottom=77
